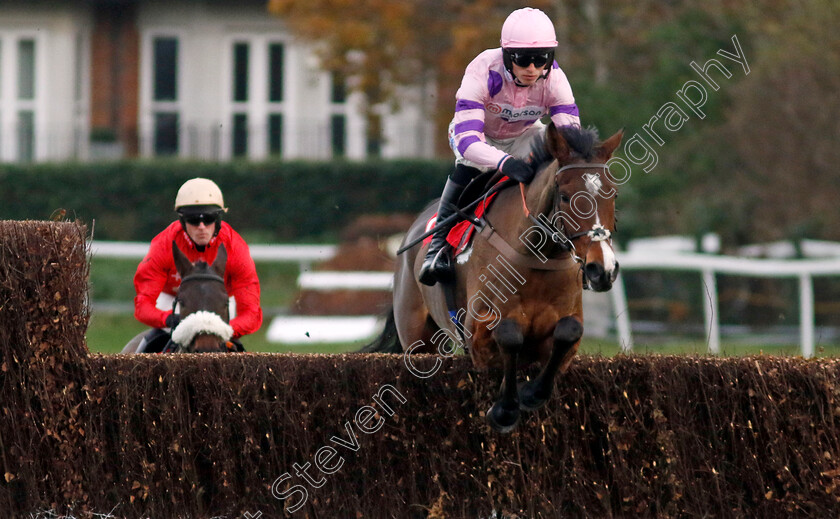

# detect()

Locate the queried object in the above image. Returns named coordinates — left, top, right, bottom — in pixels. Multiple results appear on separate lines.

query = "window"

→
left=330, top=71, right=346, bottom=104
left=153, top=38, right=177, bottom=101
left=74, top=33, right=84, bottom=103
left=154, top=112, right=179, bottom=156
left=233, top=42, right=249, bottom=102
left=73, top=32, right=88, bottom=159
left=17, top=110, right=34, bottom=162
left=17, top=40, right=35, bottom=100
left=268, top=113, right=283, bottom=156
left=232, top=113, right=248, bottom=157
left=329, top=71, right=349, bottom=157
left=0, top=35, right=41, bottom=162
left=268, top=43, right=283, bottom=102
left=331, top=114, right=346, bottom=157
left=17, top=40, right=36, bottom=161
left=149, top=36, right=180, bottom=156
left=267, top=43, right=284, bottom=156
left=231, top=42, right=249, bottom=157
left=225, top=38, right=286, bottom=159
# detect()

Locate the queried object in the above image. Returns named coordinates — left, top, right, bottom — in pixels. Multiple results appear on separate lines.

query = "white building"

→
left=0, top=0, right=434, bottom=163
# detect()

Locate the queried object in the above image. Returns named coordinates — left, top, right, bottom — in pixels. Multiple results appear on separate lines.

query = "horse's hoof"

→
left=518, top=381, right=550, bottom=412
left=555, top=316, right=583, bottom=344
left=486, top=403, right=520, bottom=434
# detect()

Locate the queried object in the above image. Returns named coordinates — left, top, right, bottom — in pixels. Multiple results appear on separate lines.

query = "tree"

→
left=721, top=0, right=840, bottom=242
left=267, top=0, right=556, bottom=153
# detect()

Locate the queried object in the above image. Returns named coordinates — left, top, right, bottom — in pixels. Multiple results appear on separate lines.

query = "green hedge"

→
left=0, top=159, right=452, bottom=241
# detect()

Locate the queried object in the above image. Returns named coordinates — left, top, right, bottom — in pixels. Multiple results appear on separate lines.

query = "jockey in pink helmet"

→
left=418, top=7, right=581, bottom=286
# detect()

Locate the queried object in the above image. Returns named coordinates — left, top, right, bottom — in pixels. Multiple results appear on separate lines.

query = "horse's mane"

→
left=529, top=125, right=601, bottom=168
left=561, top=125, right=600, bottom=160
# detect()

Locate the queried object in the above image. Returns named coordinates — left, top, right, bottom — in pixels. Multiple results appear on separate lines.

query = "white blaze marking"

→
left=600, top=240, right=617, bottom=273
left=590, top=209, right=616, bottom=274
left=583, top=172, right=602, bottom=196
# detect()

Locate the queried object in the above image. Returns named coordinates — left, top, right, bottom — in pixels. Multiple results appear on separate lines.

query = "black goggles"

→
left=182, top=213, right=219, bottom=226
left=509, top=51, right=552, bottom=68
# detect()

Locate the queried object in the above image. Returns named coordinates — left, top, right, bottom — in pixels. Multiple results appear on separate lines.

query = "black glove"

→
left=501, top=157, right=535, bottom=184
left=165, top=313, right=180, bottom=329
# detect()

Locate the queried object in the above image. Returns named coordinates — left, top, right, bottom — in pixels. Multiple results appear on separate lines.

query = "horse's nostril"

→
left=585, top=262, right=604, bottom=280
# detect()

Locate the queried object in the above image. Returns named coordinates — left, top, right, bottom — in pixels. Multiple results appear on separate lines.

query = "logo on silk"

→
left=485, top=103, right=544, bottom=122
left=486, top=103, right=503, bottom=115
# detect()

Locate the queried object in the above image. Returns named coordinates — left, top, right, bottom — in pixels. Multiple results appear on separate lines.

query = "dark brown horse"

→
left=367, top=123, right=623, bottom=433
left=122, top=243, right=233, bottom=353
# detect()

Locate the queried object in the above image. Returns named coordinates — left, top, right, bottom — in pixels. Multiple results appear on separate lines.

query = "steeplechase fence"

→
left=3, top=221, right=840, bottom=517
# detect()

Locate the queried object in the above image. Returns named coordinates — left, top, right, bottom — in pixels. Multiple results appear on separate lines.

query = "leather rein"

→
left=481, top=162, right=613, bottom=271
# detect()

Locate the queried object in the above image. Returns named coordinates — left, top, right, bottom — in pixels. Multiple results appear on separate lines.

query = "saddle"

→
left=424, top=171, right=516, bottom=257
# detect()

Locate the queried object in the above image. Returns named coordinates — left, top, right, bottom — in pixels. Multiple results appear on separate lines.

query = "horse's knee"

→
left=554, top=316, right=583, bottom=345
left=493, top=318, right=523, bottom=353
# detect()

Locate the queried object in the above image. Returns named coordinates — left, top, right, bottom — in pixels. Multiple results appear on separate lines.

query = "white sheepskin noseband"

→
left=171, top=310, right=234, bottom=346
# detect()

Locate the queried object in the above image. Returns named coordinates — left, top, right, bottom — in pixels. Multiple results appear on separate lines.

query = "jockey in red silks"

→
left=133, top=177, right=262, bottom=352
left=418, top=7, right=582, bottom=286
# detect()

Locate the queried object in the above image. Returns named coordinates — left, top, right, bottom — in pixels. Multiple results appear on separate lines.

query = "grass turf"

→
left=86, top=312, right=840, bottom=357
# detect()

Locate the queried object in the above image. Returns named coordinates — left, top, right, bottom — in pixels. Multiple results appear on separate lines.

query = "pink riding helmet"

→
left=500, top=7, right=558, bottom=49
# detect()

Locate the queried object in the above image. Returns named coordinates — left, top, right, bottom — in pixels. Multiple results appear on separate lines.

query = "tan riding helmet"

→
left=174, top=178, right=228, bottom=212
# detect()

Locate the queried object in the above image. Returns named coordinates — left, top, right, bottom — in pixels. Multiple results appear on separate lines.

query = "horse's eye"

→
left=559, top=194, right=571, bottom=203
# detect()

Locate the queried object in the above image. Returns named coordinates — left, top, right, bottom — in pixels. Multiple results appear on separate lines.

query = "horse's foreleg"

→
left=519, top=316, right=583, bottom=411
left=486, top=318, right=524, bottom=434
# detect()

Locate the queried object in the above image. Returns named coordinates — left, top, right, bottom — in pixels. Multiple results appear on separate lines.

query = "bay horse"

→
left=367, top=123, right=623, bottom=433
left=121, top=242, right=234, bottom=354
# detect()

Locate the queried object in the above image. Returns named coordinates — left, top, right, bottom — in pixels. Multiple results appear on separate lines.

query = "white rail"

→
left=89, top=240, right=338, bottom=269
left=297, top=271, right=393, bottom=291
left=615, top=252, right=840, bottom=357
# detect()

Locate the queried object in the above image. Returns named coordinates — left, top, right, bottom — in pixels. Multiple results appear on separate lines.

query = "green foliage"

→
left=0, top=159, right=451, bottom=242
left=88, top=257, right=137, bottom=301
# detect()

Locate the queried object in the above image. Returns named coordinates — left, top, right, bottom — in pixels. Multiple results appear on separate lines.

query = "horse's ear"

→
left=546, top=123, right=571, bottom=163
left=211, top=244, right=227, bottom=278
left=172, top=241, right=193, bottom=277
left=597, top=129, right=624, bottom=160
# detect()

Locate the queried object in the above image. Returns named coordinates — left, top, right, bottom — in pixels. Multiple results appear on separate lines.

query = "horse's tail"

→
left=359, top=306, right=402, bottom=353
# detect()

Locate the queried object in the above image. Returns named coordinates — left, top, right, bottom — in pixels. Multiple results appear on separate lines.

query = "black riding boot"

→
left=418, top=177, right=467, bottom=286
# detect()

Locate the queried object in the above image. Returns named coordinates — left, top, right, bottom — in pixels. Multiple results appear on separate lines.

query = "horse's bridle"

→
left=521, top=162, right=613, bottom=264
left=168, top=270, right=230, bottom=352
